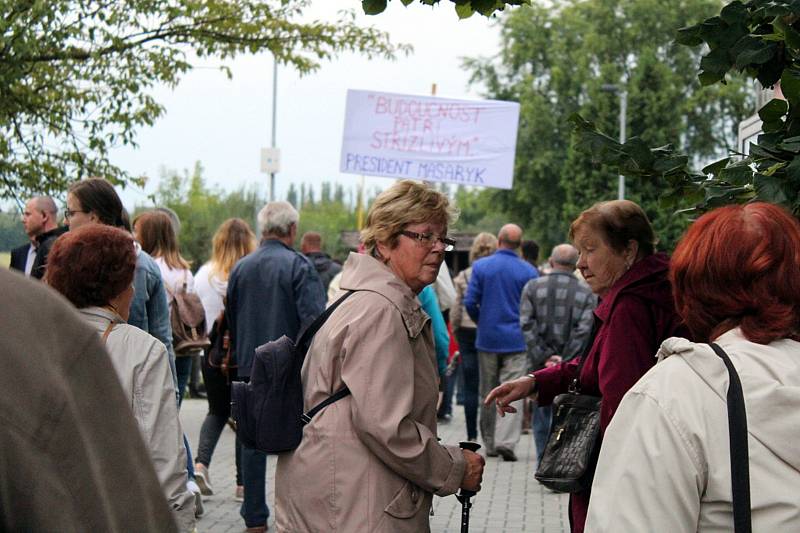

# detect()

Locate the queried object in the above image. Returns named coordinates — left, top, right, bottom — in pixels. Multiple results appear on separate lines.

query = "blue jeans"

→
left=238, top=375, right=270, bottom=527
left=240, top=440, right=269, bottom=527
left=175, top=355, right=193, bottom=406
left=532, top=404, right=552, bottom=464
left=455, top=328, right=480, bottom=441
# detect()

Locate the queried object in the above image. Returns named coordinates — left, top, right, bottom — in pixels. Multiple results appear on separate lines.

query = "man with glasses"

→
left=10, top=196, right=64, bottom=279
left=464, top=224, right=538, bottom=461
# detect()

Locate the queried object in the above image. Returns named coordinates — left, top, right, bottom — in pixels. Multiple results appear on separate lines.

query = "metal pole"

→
left=270, top=57, right=278, bottom=202
left=618, top=90, right=627, bottom=200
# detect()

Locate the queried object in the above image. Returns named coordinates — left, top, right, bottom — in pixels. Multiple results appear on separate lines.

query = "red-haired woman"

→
left=586, top=202, right=800, bottom=531
left=46, top=225, right=196, bottom=533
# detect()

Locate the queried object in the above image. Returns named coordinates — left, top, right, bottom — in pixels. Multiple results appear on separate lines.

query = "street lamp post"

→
left=270, top=57, right=278, bottom=202
left=601, top=84, right=627, bottom=200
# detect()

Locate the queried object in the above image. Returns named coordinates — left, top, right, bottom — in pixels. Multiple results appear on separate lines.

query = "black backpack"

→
left=231, top=290, right=354, bottom=453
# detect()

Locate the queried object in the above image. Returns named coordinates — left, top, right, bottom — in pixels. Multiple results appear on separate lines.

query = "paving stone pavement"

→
left=181, top=398, right=570, bottom=533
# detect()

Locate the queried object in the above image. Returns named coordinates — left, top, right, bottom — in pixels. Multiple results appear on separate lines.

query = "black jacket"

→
left=31, top=226, right=68, bottom=279
left=9, top=243, right=31, bottom=273
left=305, top=251, right=342, bottom=291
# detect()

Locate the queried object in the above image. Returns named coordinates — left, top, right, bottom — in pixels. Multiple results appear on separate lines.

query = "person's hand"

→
left=460, top=450, right=485, bottom=492
left=545, top=355, right=562, bottom=367
left=484, top=376, right=535, bottom=417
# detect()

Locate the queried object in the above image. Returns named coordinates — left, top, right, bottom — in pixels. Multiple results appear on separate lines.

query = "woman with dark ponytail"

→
left=66, top=177, right=205, bottom=518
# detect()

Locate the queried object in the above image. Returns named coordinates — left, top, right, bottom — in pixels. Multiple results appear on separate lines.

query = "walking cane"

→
left=456, top=441, right=481, bottom=533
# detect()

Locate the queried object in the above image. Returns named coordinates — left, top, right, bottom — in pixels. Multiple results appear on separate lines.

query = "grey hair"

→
left=550, top=243, right=579, bottom=268
left=257, top=201, right=299, bottom=237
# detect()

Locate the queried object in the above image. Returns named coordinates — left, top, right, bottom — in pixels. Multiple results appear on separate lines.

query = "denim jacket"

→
left=128, top=246, right=177, bottom=385
left=227, top=239, right=326, bottom=378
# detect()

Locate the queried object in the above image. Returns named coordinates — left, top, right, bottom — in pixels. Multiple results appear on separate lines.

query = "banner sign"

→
left=340, top=89, right=520, bottom=189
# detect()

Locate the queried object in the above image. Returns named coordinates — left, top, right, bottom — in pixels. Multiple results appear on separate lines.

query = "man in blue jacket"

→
left=465, top=224, right=537, bottom=461
left=227, top=201, right=326, bottom=533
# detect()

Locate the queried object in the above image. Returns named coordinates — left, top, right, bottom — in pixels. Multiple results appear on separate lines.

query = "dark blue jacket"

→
left=227, top=239, right=326, bottom=378
left=464, top=249, right=538, bottom=353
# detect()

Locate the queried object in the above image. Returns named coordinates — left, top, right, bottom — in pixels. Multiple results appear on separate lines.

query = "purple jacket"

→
left=533, top=252, right=690, bottom=533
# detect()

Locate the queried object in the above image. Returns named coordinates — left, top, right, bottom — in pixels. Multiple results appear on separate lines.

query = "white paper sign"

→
left=340, top=90, right=520, bottom=189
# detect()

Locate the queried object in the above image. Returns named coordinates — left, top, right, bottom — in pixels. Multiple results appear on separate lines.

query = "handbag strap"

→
left=101, top=321, right=115, bottom=344
left=709, top=342, right=751, bottom=533
left=569, top=315, right=600, bottom=393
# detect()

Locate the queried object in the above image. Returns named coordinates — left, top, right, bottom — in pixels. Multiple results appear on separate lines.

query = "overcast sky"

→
left=110, top=2, right=504, bottom=210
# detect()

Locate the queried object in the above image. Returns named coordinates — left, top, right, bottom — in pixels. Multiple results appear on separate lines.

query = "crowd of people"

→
left=3, top=177, right=800, bottom=532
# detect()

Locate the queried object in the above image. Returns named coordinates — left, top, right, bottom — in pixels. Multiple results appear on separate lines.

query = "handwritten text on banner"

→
left=340, top=90, right=520, bottom=189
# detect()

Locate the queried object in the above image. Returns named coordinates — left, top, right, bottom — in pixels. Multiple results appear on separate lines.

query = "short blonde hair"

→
left=361, top=180, right=458, bottom=256
left=469, top=232, right=498, bottom=264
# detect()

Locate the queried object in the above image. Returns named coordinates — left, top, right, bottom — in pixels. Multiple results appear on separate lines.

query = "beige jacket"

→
left=0, top=270, right=176, bottom=532
left=586, top=328, right=800, bottom=532
left=275, top=253, right=466, bottom=532
left=451, top=267, right=476, bottom=330
left=79, top=307, right=196, bottom=533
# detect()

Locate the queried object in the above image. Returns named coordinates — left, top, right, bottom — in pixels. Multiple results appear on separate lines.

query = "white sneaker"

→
left=187, top=480, right=204, bottom=518
left=194, top=463, right=214, bottom=496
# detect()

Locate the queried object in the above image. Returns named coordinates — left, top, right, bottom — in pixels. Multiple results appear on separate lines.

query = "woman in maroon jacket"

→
left=486, top=199, right=689, bottom=533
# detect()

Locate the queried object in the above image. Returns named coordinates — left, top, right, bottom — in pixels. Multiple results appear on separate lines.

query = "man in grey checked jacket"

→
left=520, top=244, right=597, bottom=463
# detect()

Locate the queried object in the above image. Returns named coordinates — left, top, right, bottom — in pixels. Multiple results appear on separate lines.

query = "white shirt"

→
left=24, top=243, right=37, bottom=276
left=153, top=257, right=195, bottom=294
left=194, top=263, right=227, bottom=334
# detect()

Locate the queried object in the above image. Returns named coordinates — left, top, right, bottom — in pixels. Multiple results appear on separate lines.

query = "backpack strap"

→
left=301, top=386, right=351, bottom=425
left=295, top=290, right=355, bottom=355
left=709, top=342, right=751, bottom=533
left=295, top=290, right=356, bottom=425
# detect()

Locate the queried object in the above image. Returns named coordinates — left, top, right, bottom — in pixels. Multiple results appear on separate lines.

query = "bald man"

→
left=464, top=224, right=538, bottom=461
left=10, top=197, right=60, bottom=277
left=520, top=244, right=597, bottom=463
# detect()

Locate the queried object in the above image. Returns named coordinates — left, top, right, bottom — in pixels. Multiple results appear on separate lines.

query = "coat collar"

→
left=594, top=252, right=671, bottom=322
left=339, top=252, right=428, bottom=338
left=78, top=306, right=126, bottom=331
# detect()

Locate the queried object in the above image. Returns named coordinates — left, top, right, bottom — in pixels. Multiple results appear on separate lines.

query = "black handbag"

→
left=533, top=366, right=601, bottom=492
left=534, top=319, right=601, bottom=493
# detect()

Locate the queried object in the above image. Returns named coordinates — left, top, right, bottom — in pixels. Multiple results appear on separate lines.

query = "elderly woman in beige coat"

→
left=275, top=180, right=485, bottom=532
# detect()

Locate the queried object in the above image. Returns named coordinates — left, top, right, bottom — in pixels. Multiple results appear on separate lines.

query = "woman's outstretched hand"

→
left=484, top=376, right=535, bottom=417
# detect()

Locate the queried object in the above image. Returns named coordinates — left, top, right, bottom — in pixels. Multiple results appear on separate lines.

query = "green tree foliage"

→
left=292, top=182, right=358, bottom=261
left=465, top=0, right=751, bottom=252
left=142, top=162, right=261, bottom=267
left=1, top=0, right=406, bottom=201
left=146, top=165, right=363, bottom=266
left=362, top=0, right=528, bottom=18
left=451, top=186, right=510, bottom=235
left=0, top=211, right=27, bottom=251
left=571, top=1, right=800, bottom=217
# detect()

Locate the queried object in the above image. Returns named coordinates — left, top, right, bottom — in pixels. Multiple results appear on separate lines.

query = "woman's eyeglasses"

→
left=400, top=230, right=456, bottom=252
left=64, top=208, right=87, bottom=219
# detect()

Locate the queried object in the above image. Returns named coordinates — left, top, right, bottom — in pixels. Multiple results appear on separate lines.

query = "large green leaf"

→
left=735, top=40, right=777, bottom=66
left=676, top=24, right=704, bottom=46
left=781, top=67, right=800, bottom=108
left=362, top=0, right=389, bottom=15
left=702, top=156, right=731, bottom=176
left=754, top=173, right=790, bottom=203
